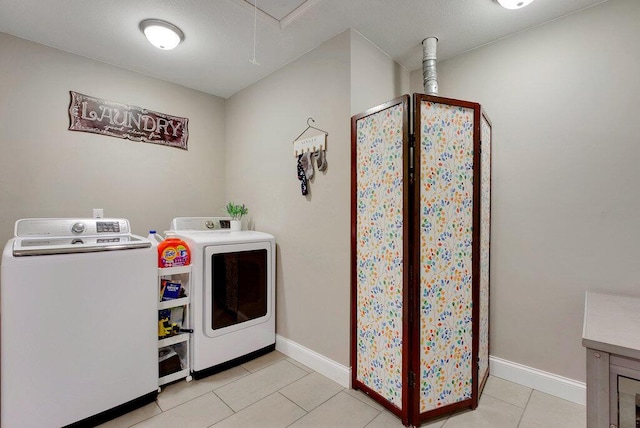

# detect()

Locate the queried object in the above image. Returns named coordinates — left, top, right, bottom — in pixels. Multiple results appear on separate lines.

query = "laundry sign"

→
left=68, top=91, right=189, bottom=150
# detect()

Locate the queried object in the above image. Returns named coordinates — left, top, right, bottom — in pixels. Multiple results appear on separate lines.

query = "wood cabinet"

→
left=583, top=292, right=640, bottom=428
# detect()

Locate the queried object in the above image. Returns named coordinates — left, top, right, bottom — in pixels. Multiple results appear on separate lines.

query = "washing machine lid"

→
left=12, top=218, right=150, bottom=256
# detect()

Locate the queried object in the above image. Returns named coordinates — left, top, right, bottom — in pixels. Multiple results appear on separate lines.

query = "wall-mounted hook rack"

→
left=293, top=117, right=328, bottom=157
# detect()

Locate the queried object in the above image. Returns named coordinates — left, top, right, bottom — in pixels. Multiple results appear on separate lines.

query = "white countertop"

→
left=582, top=291, right=640, bottom=359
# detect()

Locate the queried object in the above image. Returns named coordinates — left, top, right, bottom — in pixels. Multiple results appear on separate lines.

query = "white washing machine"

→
left=1, top=218, right=158, bottom=428
left=168, top=217, right=276, bottom=378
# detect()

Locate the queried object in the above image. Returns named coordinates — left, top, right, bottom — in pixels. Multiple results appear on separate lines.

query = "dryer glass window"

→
left=211, top=249, right=267, bottom=330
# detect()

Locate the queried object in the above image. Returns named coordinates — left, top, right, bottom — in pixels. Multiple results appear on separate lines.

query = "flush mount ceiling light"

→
left=495, top=0, right=535, bottom=9
left=139, top=19, right=184, bottom=50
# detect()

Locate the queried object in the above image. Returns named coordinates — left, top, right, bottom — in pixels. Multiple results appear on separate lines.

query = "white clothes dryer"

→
left=167, top=217, right=276, bottom=379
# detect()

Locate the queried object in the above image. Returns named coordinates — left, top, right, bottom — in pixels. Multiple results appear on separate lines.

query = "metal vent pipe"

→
left=422, top=37, right=438, bottom=95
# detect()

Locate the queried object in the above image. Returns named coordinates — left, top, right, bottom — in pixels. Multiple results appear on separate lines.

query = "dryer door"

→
left=204, top=241, right=272, bottom=338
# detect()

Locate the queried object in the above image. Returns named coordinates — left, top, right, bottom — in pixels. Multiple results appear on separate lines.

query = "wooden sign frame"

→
left=68, top=91, right=189, bottom=150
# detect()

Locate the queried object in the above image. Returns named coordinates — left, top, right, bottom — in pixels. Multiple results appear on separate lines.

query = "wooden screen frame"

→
left=477, top=108, right=493, bottom=397
left=351, top=94, right=491, bottom=427
left=411, top=94, right=483, bottom=424
left=351, top=95, right=411, bottom=426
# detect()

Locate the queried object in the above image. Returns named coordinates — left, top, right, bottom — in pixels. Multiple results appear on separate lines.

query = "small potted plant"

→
left=225, top=202, right=248, bottom=231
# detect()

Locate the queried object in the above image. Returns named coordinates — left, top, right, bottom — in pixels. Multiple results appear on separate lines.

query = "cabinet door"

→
left=413, top=94, right=481, bottom=422
left=351, top=95, right=411, bottom=424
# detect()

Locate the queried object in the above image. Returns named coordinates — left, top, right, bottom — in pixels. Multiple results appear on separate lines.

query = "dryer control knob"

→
left=205, top=221, right=215, bottom=229
left=72, top=222, right=86, bottom=234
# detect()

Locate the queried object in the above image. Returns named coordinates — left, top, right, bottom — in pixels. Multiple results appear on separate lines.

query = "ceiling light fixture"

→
left=495, top=0, right=535, bottom=9
left=139, top=19, right=184, bottom=50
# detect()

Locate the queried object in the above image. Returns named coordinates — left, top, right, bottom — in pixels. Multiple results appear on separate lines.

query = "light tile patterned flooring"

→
left=99, top=351, right=586, bottom=428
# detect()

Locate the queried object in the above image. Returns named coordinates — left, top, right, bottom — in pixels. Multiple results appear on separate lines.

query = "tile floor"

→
left=99, top=351, right=586, bottom=428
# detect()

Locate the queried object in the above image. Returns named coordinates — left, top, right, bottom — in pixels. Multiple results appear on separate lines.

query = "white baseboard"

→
left=489, top=356, right=586, bottom=405
left=275, top=334, right=351, bottom=388
left=274, top=337, right=585, bottom=406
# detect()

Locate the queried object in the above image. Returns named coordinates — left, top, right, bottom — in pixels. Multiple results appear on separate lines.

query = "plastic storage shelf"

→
left=158, top=264, right=192, bottom=387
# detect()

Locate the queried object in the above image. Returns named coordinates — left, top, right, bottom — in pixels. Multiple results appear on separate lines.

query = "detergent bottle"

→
left=157, top=238, right=191, bottom=267
left=147, top=230, right=164, bottom=247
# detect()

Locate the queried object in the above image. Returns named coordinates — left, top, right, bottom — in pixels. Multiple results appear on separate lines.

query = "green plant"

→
left=225, top=202, right=248, bottom=220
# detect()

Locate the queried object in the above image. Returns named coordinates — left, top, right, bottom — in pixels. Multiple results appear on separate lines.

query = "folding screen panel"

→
left=351, top=96, right=410, bottom=424
left=351, top=94, right=490, bottom=427
left=412, top=95, right=480, bottom=421
left=478, top=112, right=492, bottom=393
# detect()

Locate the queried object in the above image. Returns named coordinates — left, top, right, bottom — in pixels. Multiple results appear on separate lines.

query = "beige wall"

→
left=225, top=30, right=352, bottom=365
left=350, top=30, right=410, bottom=115
left=410, top=0, right=640, bottom=382
left=0, top=33, right=226, bottom=245
left=225, top=29, right=408, bottom=366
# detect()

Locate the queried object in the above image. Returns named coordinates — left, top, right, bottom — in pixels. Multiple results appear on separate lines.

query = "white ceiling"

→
left=0, top=0, right=606, bottom=99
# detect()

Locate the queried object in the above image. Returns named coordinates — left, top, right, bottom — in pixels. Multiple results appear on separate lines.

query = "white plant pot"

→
left=230, top=220, right=242, bottom=231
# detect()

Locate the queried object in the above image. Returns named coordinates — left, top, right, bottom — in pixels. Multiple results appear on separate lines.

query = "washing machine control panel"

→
left=15, top=218, right=131, bottom=237
left=11, top=218, right=148, bottom=256
left=96, top=221, right=121, bottom=233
